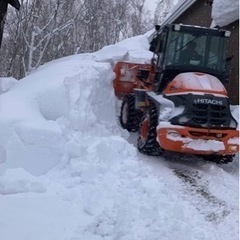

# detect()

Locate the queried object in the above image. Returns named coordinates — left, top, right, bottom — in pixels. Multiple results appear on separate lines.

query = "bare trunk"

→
left=0, top=1, right=8, bottom=48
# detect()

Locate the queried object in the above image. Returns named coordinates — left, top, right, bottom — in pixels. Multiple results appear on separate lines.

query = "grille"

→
left=191, top=103, right=228, bottom=127
left=168, top=94, right=234, bottom=129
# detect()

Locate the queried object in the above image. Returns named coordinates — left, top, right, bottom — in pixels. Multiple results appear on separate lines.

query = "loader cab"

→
left=151, top=24, right=231, bottom=92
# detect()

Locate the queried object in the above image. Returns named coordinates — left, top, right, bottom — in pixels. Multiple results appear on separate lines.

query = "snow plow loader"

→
left=113, top=24, right=239, bottom=163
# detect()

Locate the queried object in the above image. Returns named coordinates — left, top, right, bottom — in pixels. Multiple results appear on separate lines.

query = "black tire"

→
left=137, top=102, right=163, bottom=156
left=119, top=94, right=141, bottom=132
left=203, top=154, right=234, bottom=164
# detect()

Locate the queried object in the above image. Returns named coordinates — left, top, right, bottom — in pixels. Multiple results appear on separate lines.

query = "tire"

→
left=203, top=154, right=234, bottom=164
left=119, top=94, right=141, bottom=132
left=137, top=101, right=163, bottom=156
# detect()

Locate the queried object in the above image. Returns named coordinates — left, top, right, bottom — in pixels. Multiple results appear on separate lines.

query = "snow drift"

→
left=0, top=35, right=151, bottom=176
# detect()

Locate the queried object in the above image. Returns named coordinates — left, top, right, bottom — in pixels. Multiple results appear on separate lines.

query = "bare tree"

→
left=154, top=0, right=175, bottom=24
left=0, top=0, right=163, bottom=79
left=20, top=0, right=80, bottom=75
left=0, top=0, right=20, bottom=48
left=1, top=0, right=83, bottom=77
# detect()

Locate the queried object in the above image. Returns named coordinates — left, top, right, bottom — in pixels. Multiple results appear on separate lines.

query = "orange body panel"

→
left=113, top=61, right=155, bottom=98
left=113, top=61, right=239, bottom=157
left=157, top=126, right=239, bottom=155
left=164, top=72, right=228, bottom=96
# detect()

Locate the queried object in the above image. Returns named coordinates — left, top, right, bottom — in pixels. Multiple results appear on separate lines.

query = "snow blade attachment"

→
left=113, top=62, right=154, bottom=99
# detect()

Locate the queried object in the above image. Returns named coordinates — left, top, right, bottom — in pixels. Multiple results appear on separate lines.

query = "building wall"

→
left=224, top=20, right=239, bottom=105
left=174, top=1, right=212, bottom=26
left=173, top=1, right=239, bottom=104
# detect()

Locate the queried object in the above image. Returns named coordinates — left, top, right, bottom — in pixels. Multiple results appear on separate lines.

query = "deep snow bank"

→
left=0, top=35, right=152, bottom=176
left=0, top=56, right=116, bottom=176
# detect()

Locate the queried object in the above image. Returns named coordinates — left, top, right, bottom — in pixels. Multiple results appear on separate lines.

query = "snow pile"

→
left=95, top=35, right=152, bottom=64
left=0, top=32, right=239, bottom=240
left=0, top=34, right=152, bottom=177
left=212, top=0, right=239, bottom=27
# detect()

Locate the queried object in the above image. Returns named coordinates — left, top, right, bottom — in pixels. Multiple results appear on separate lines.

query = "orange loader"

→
left=113, top=24, right=239, bottom=163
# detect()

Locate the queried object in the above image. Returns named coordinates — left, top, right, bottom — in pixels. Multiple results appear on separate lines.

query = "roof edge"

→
left=160, top=0, right=197, bottom=26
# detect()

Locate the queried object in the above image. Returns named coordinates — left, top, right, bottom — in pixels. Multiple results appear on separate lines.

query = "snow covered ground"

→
left=0, top=33, right=239, bottom=240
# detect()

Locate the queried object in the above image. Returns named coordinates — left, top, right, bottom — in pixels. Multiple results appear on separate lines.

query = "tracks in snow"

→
left=126, top=131, right=235, bottom=225
left=173, top=168, right=231, bottom=224
left=116, top=95, right=237, bottom=225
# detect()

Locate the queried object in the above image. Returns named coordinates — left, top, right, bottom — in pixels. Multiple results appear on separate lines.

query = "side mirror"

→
left=226, top=55, right=233, bottom=62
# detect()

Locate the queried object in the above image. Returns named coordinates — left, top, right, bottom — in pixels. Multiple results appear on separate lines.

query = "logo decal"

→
left=194, top=98, right=223, bottom=105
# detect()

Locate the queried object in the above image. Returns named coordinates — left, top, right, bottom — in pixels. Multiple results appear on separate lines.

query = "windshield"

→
left=165, top=30, right=228, bottom=72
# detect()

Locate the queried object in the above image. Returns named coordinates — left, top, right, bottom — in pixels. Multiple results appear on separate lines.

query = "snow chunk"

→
left=124, top=50, right=152, bottom=64
left=228, top=137, right=239, bottom=145
left=117, top=35, right=150, bottom=51
left=0, top=168, right=46, bottom=195
left=94, top=35, right=151, bottom=64
left=184, top=139, right=225, bottom=151
left=212, top=0, right=239, bottom=27
left=2, top=120, right=66, bottom=176
left=94, top=45, right=128, bottom=63
left=15, top=121, right=65, bottom=151
left=167, top=133, right=225, bottom=151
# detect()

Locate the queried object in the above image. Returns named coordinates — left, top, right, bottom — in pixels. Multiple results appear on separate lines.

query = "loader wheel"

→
left=120, top=94, right=141, bottom=132
left=137, top=102, right=163, bottom=156
left=203, top=154, right=234, bottom=164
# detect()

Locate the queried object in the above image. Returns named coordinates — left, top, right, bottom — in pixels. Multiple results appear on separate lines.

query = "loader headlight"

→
left=174, top=24, right=181, bottom=31
left=229, top=145, right=237, bottom=151
left=167, top=130, right=180, bottom=138
left=224, top=31, right=231, bottom=37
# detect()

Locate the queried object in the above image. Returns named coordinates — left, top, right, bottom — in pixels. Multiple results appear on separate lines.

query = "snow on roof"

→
left=160, top=0, right=239, bottom=27
left=212, top=0, right=239, bottom=27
